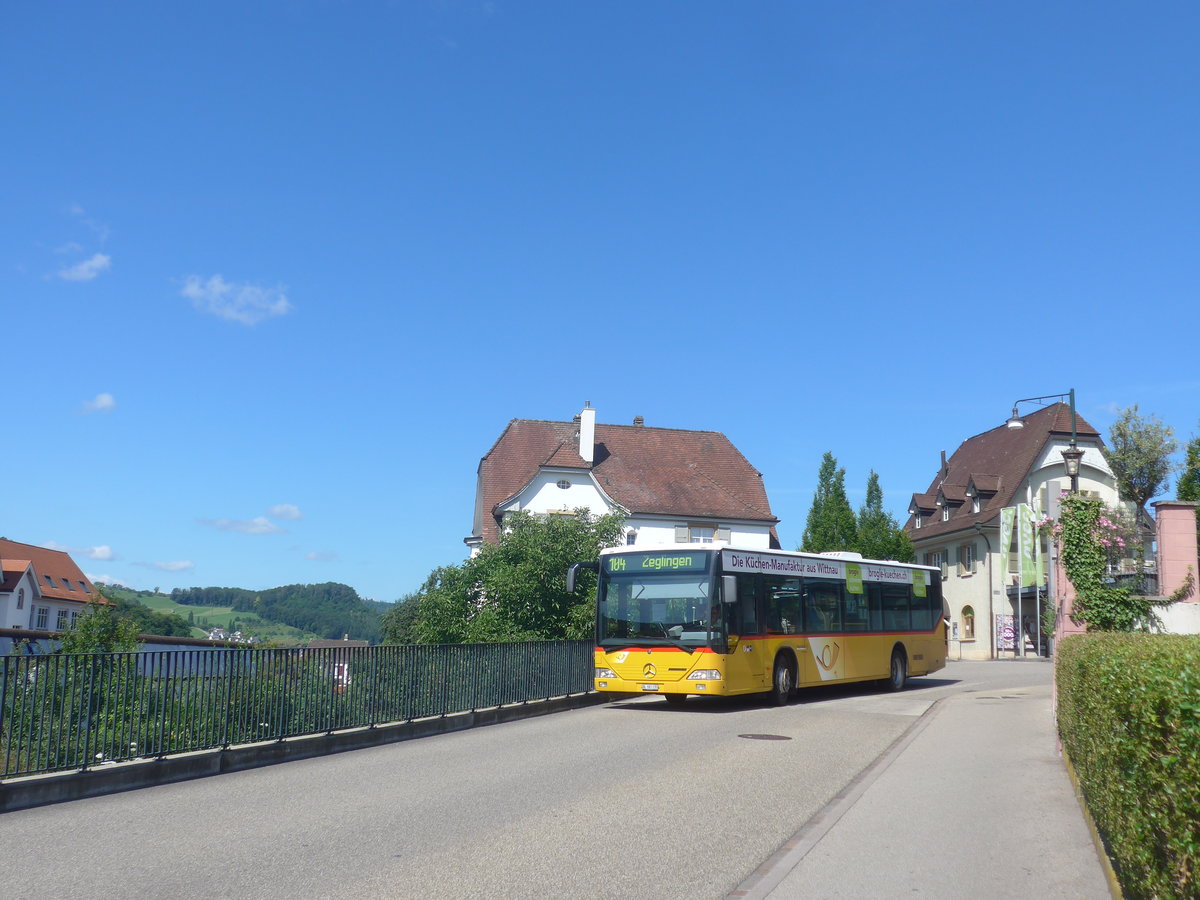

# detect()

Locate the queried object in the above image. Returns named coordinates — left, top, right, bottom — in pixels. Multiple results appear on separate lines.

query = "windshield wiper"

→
left=600, top=637, right=695, bottom=653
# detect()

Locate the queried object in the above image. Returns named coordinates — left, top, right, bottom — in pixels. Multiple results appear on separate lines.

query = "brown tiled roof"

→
left=0, top=539, right=98, bottom=604
left=471, top=418, right=778, bottom=545
left=966, top=474, right=1002, bottom=495
left=904, top=402, right=1102, bottom=541
left=909, top=493, right=937, bottom=513
left=938, top=484, right=968, bottom=505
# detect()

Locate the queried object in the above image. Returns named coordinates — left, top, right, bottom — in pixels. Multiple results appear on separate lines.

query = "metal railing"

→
left=0, top=640, right=593, bottom=779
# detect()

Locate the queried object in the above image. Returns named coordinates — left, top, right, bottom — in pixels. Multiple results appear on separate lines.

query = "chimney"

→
left=633, top=415, right=644, bottom=427
left=940, top=450, right=949, bottom=480
left=579, top=402, right=596, bottom=464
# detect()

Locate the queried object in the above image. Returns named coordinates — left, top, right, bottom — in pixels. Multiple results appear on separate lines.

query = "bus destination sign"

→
left=605, top=551, right=709, bottom=574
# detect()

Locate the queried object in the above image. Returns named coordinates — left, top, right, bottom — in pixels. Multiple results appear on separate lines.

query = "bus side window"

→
left=737, top=573, right=761, bottom=635
left=765, top=576, right=801, bottom=634
left=843, top=586, right=869, bottom=632
left=910, top=584, right=932, bottom=630
left=803, top=580, right=842, bottom=633
left=867, top=584, right=883, bottom=631
left=881, top=586, right=911, bottom=631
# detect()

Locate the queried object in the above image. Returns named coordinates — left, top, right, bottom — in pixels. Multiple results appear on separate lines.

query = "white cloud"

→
left=59, top=252, right=111, bottom=282
left=182, top=274, right=293, bottom=325
left=199, top=516, right=286, bottom=535
left=143, top=560, right=195, bottom=573
left=83, top=392, right=116, bottom=414
left=42, top=541, right=118, bottom=561
left=269, top=504, right=303, bottom=521
left=88, top=573, right=120, bottom=586
left=305, top=550, right=337, bottom=562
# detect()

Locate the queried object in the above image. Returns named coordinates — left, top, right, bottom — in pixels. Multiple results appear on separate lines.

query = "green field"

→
left=121, top=590, right=321, bottom=646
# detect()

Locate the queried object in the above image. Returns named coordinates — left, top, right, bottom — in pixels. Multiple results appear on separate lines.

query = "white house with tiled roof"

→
left=465, top=404, right=781, bottom=554
left=904, top=403, right=1128, bottom=660
left=0, top=538, right=100, bottom=634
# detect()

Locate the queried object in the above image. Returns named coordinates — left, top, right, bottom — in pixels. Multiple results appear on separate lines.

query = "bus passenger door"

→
left=723, top=573, right=765, bottom=692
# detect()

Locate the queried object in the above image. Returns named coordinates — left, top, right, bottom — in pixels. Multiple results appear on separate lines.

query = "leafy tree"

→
left=1177, top=430, right=1200, bottom=528
left=857, top=470, right=915, bottom=562
left=1106, top=405, right=1177, bottom=511
left=800, top=452, right=858, bottom=553
left=58, top=595, right=141, bottom=653
left=384, top=509, right=626, bottom=644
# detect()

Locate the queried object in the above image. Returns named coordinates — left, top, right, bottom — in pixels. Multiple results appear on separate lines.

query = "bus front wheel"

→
left=769, top=657, right=794, bottom=706
left=664, top=693, right=687, bottom=707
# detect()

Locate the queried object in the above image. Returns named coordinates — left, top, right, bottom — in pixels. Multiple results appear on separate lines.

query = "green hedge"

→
left=1056, top=633, right=1200, bottom=899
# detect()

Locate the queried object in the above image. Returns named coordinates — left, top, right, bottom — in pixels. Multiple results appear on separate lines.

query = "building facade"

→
left=465, top=404, right=780, bottom=553
left=904, top=403, right=1128, bottom=660
left=0, top=538, right=99, bottom=635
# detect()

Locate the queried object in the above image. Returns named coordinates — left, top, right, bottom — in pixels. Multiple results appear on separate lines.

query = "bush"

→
left=1056, top=633, right=1200, bottom=899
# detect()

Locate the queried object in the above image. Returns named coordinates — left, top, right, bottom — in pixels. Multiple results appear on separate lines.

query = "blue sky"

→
left=4, top=1, right=1198, bottom=603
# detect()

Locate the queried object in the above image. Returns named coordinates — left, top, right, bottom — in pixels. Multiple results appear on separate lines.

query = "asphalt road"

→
left=0, top=661, right=1054, bottom=899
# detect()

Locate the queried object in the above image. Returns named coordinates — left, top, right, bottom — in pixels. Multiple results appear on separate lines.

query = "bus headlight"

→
left=687, top=670, right=722, bottom=680
left=595, top=667, right=617, bottom=679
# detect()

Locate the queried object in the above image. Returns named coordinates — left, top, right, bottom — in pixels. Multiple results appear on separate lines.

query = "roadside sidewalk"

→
left=732, top=674, right=1114, bottom=899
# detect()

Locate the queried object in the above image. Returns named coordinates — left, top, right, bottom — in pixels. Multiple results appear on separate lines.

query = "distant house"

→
left=0, top=538, right=100, bottom=635
left=465, top=404, right=780, bottom=553
left=903, top=402, right=1137, bottom=660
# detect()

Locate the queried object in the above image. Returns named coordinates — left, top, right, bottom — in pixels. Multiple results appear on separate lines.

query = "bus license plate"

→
left=641, top=684, right=659, bottom=692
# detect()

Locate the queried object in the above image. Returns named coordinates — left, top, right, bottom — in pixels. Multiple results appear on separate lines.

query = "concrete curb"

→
left=0, top=692, right=608, bottom=813
left=1061, top=747, right=1124, bottom=898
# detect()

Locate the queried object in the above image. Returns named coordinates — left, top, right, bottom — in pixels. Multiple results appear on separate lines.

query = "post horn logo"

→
left=643, top=663, right=656, bottom=677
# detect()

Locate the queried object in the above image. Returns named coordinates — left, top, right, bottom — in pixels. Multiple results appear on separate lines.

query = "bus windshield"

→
left=597, top=572, right=717, bottom=650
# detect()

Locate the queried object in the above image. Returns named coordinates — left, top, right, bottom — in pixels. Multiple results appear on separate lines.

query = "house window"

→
left=56, top=609, right=69, bottom=631
left=44, top=574, right=56, bottom=588
left=35, top=607, right=49, bottom=630
left=957, top=542, right=977, bottom=576
left=625, top=531, right=637, bottom=546
left=556, top=479, right=570, bottom=490
left=64, top=579, right=75, bottom=591
left=690, top=526, right=715, bottom=544
left=914, top=513, right=922, bottom=529
left=962, top=605, right=976, bottom=640
left=71, top=611, right=80, bottom=626
left=17, top=589, right=24, bottom=610
left=972, top=496, right=980, bottom=514
left=942, top=505, right=950, bottom=522
left=924, top=550, right=947, bottom=578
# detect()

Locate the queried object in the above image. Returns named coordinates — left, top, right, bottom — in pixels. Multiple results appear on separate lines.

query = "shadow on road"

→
left=602, top=674, right=963, bottom=714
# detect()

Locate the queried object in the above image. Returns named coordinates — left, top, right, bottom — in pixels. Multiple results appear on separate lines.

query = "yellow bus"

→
left=568, top=545, right=946, bottom=706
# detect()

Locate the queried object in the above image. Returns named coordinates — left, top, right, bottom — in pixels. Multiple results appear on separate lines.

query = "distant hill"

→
left=170, top=582, right=386, bottom=643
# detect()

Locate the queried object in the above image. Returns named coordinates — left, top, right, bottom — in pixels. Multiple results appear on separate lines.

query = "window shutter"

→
left=675, top=524, right=689, bottom=543
left=716, top=526, right=731, bottom=542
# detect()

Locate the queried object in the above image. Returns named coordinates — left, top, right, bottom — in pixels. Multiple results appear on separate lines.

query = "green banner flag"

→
left=1000, top=507, right=1016, bottom=582
left=1019, top=503, right=1039, bottom=587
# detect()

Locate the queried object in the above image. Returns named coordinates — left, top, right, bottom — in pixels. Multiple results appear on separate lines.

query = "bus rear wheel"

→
left=664, top=693, right=687, bottom=707
left=769, top=657, right=794, bottom=706
left=884, top=649, right=907, bottom=692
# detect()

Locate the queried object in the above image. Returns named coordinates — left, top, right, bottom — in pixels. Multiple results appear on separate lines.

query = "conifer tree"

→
left=857, top=470, right=915, bottom=562
left=1177, top=430, right=1200, bottom=528
left=800, top=452, right=859, bottom=553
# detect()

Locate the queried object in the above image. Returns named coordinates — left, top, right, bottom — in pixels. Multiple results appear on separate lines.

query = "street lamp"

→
left=1006, top=387, right=1081, bottom=493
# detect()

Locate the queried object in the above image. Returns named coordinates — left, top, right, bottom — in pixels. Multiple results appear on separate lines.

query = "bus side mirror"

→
left=721, top=575, right=738, bottom=604
left=567, top=562, right=598, bottom=594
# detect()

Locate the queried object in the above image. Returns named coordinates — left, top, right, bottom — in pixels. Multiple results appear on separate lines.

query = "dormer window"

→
left=942, top=506, right=950, bottom=522
left=915, top=513, right=922, bottom=529
left=972, top=496, right=980, bottom=514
